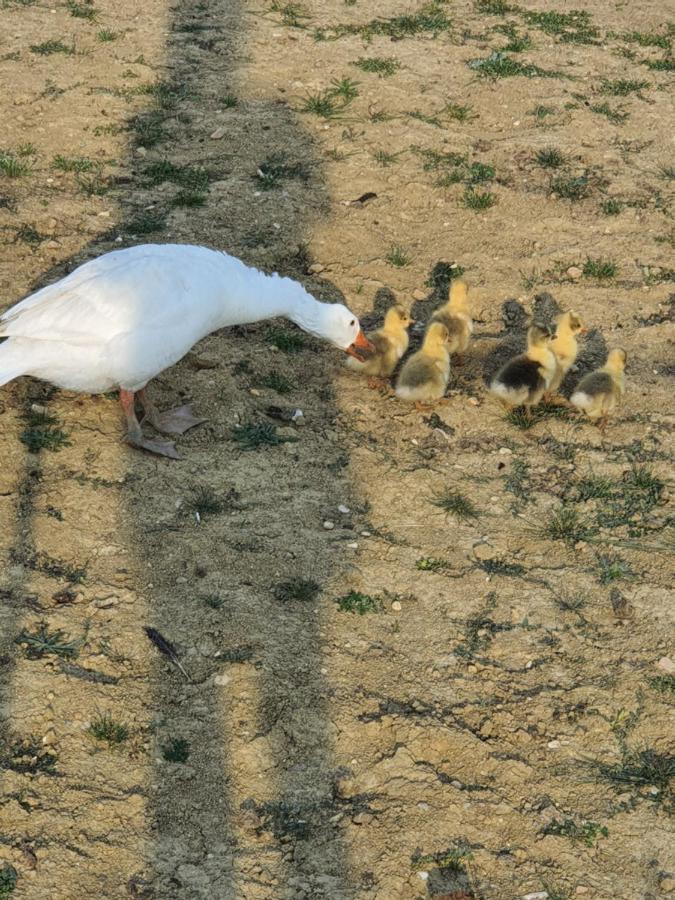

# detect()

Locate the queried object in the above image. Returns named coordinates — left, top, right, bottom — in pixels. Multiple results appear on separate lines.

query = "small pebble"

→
left=338, top=504, right=350, bottom=514
left=348, top=542, right=358, bottom=549
left=523, top=893, right=549, bottom=900
left=214, top=674, right=231, bottom=686
left=323, top=520, right=335, bottom=530
left=498, top=446, right=513, bottom=455
left=657, top=656, right=675, bottom=674
left=391, top=600, right=402, bottom=612
left=547, top=740, right=561, bottom=750
left=567, top=266, right=582, bottom=280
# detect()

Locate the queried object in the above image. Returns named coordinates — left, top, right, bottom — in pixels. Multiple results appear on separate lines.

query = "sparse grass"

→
left=354, top=56, right=400, bottom=77
left=467, top=161, right=495, bottom=183
left=476, top=556, right=526, bottom=577
left=336, top=591, right=381, bottom=614
left=468, top=51, right=556, bottom=78
left=66, top=0, right=96, bottom=19
left=97, top=28, right=118, bottom=41
left=126, top=210, right=166, bottom=234
left=274, top=578, right=320, bottom=602
left=446, top=102, right=473, bottom=121
left=88, top=712, right=129, bottom=745
left=265, top=325, right=306, bottom=352
left=52, top=154, right=95, bottom=173
left=590, top=102, right=629, bottom=124
left=186, top=485, right=226, bottom=516
left=590, top=747, right=674, bottom=796
left=494, top=22, right=532, bottom=52
left=644, top=57, right=675, bottom=72
left=386, top=244, right=410, bottom=267
left=162, top=737, right=190, bottom=762
left=16, top=623, right=82, bottom=659
left=621, top=31, right=671, bottom=50
left=523, top=9, right=599, bottom=44
left=302, top=91, right=339, bottom=118
left=505, top=401, right=571, bottom=429
left=133, top=111, right=165, bottom=147
left=543, top=507, right=592, bottom=545
left=543, top=817, right=608, bottom=847
left=20, top=409, right=71, bottom=453
left=596, top=553, right=636, bottom=585
left=201, top=593, right=226, bottom=609
left=255, top=153, right=309, bottom=190
left=331, top=76, right=360, bottom=102
left=532, top=104, right=554, bottom=120
left=583, top=257, right=617, bottom=279
left=0, top=150, right=32, bottom=178
left=503, top=458, right=531, bottom=512
left=222, top=93, right=238, bottom=108
left=456, top=592, right=501, bottom=658
left=373, top=149, right=402, bottom=167
left=412, top=842, right=473, bottom=871
left=647, top=674, right=675, bottom=695
left=319, top=3, right=452, bottom=41
left=550, top=172, right=592, bottom=200
left=261, top=371, right=294, bottom=393
left=474, top=0, right=514, bottom=13
left=416, top=556, right=451, bottom=572
left=463, top=188, right=496, bottom=210
left=172, top=189, right=207, bottom=207
left=232, top=422, right=297, bottom=450
left=602, top=198, right=623, bottom=215
left=432, top=489, right=479, bottom=521
left=600, top=78, right=650, bottom=96
left=536, top=147, right=565, bottom=168
left=30, top=40, right=74, bottom=55
left=271, top=1, right=309, bottom=27
left=16, top=223, right=42, bottom=245
left=554, top=591, right=588, bottom=614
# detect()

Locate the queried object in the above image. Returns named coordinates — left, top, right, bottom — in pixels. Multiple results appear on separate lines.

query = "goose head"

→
left=296, top=301, right=374, bottom=362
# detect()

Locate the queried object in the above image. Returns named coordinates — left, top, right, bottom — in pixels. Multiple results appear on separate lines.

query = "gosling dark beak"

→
left=345, top=329, right=375, bottom=362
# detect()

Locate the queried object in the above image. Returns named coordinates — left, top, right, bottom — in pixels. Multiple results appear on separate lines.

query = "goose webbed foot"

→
left=144, top=404, right=207, bottom=435
left=120, top=388, right=183, bottom=459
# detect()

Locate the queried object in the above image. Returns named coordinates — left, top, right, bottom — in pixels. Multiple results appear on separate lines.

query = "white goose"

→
left=0, top=243, right=373, bottom=458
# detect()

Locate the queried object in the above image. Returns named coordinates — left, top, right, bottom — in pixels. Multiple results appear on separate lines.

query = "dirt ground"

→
left=0, top=0, right=673, bottom=898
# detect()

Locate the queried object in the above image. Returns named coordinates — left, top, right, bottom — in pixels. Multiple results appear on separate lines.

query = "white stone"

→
left=214, top=674, right=231, bottom=686
left=323, top=520, right=335, bottom=530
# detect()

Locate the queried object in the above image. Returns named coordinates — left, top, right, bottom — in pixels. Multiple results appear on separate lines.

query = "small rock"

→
left=214, top=674, right=231, bottom=686
left=657, top=656, right=675, bottom=675
left=348, top=542, right=358, bottom=549
left=567, top=266, right=582, bottom=280
left=210, top=126, right=227, bottom=139
left=412, top=288, right=426, bottom=300
left=338, top=504, right=350, bottom=514
left=467, top=396, right=480, bottom=406
left=498, top=446, right=513, bottom=455
left=523, top=893, right=549, bottom=900
left=361, top=530, right=371, bottom=537
left=659, top=876, right=675, bottom=893
left=574, top=888, right=589, bottom=896
left=547, top=740, right=561, bottom=749
left=308, top=263, right=325, bottom=274
left=136, top=146, right=147, bottom=157
left=249, top=388, right=261, bottom=396
left=323, top=520, right=335, bottom=530
left=473, top=543, right=496, bottom=561
left=391, top=600, right=402, bottom=612
left=352, top=812, right=372, bottom=825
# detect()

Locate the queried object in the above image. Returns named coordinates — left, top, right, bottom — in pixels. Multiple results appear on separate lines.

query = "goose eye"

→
left=349, top=319, right=355, bottom=327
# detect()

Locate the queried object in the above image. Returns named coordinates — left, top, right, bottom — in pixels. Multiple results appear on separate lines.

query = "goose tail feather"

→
left=0, top=340, right=27, bottom=387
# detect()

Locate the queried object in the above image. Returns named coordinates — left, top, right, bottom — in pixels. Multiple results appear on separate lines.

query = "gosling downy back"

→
left=395, top=322, right=451, bottom=402
left=489, top=324, right=557, bottom=408
left=548, top=310, right=585, bottom=392
left=431, top=279, right=473, bottom=354
left=571, top=348, right=627, bottom=420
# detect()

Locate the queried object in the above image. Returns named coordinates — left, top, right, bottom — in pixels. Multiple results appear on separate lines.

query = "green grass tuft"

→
left=89, top=712, right=129, bottom=745
left=583, top=257, right=617, bottom=279
left=16, top=623, right=82, bottom=659
left=162, top=737, right=190, bottom=762
left=596, top=553, right=636, bottom=585
left=274, top=578, right=321, bottom=602
left=52, top=154, right=95, bottom=173
left=20, top=409, right=71, bottom=453
left=201, top=593, right=226, bottom=609
left=353, top=56, right=400, bottom=77
left=551, top=173, right=592, bottom=200
left=601, top=198, right=623, bottom=215
left=432, top=489, right=479, bottom=521
left=386, top=244, right=410, bottom=267
left=523, top=9, right=599, bottom=44
left=543, top=817, right=608, bottom=847
left=336, top=591, right=381, bottom=614
left=415, top=556, right=451, bottom=572
left=463, top=188, right=496, bottom=210
left=647, top=674, right=675, bottom=695
left=261, top=371, right=294, bottom=393
left=30, top=40, right=74, bottom=55
left=590, top=102, right=629, bottom=124
left=600, top=78, right=650, bottom=96
left=232, top=422, right=297, bottom=450
left=66, top=0, right=96, bottom=19
left=265, top=326, right=306, bottom=352
left=543, top=507, right=592, bottom=545
left=0, top=150, right=33, bottom=178
left=186, top=485, right=227, bottom=516
left=536, top=147, right=566, bottom=168
left=0, top=864, right=17, bottom=897
left=476, top=556, right=526, bottom=577
left=591, top=747, right=674, bottom=796
left=97, top=28, right=118, bottom=41
left=469, top=51, right=557, bottom=78
left=446, top=102, right=473, bottom=121
left=474, top=0, right=514, bottom=13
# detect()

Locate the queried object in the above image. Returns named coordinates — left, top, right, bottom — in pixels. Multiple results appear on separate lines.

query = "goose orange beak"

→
left=345, top=329, right=375, bottom=362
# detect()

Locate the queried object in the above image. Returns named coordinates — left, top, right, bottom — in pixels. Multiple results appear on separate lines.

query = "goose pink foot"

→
left=137, top=389, right=207, bottom=435
left=120, top=389, right=182, bottom=459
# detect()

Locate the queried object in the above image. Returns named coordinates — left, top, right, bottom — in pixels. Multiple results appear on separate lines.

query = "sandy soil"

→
left=0, top=1, right=673, bottom=898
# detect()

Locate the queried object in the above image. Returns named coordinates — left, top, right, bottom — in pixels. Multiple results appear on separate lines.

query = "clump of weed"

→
left=16, top=623, right=82, bottom=659
left=505, top=401, right=571, bottom=429
left=373, top=149, right=402, bottom=167
left=411, top=841, right=473, bottom=871
left=66, top=0, right=96, bottom=19
left=97, top=28, right=118, bottom=41
left=476, top=556, right=525, bottom=576
left=30, top=39, right=74, bottom=55
left=601, top=198, right=623, bottom=215
left=590, top=747, right=674, bottom=796
left=542, top=506, right=592, bottom=545
left=353, top=56, right=400, bottom=77
left=255, top=153, right=309, bottom=190
left=536, top=147, right=565, bottom=168
left=320, top=3, right=452, bottom=42
left=232, top=422, right=297, bottom=450
left=600, top=78, right=649, bottom=96
left=386, top=244, right=410, bottom=267
left=89, top=712, right=129, bottom=745
left=274, top=578, right=320, bottom=602
left=261, top=371, right=294, bottom=393
left=16, top=223, right=42, bottom=245
left=416, top=556, right=451, bottom=572
left=456, top=592, right=504, bottom=658
left=543, top=817, right=608, bottom=847
left=265, top=326, right=306, bottom=352
left=446, top=103, right=473, bottom=121
left=185, top=485, right=228, bottom=516
left=133, top=111, right=165, bottom=147
left=162, top=737, right=189, bottom=762
left=596, top=553, right=636, bottom=585
left=336, top=591, right=381, bottom=614
left=0, top=864, right=17, bottom=897
left=0, top=150, right=33, bottom=178
left=583, top=257, right=618, bottom=279
left=621, top=31, right=671, bottom=50
left=647, top=675, right=675, bottom=695
left=553, top=591, right=587, bottom=614
left=171, top=189, right=207, bottom=208
left=271, top=1, right=309, bottom=27
left=464, top=188, right=496, bottom=210
left=474, top=0, right=514, bottom=14
left=532, top=104, right=554, bottom=120
left=432, top=489, right=479, bottom=521
left=644, top=58, right=675, bottom=72
left=468, top=51, right=556, bottom=78
left=52, top=154, right=94, bottom=173
left=201, top=594, right=226, bottom=609
left=590, top=102, right=628, bottom=124
left=503, top=458, right=532, bottom=512
left=302, top=77, right=358, bottom=119
left=523, top=9, right=598, bottom=43
left=550, top=173, right=592, bottom=200
left=126, top=210, right=166, bottom=234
